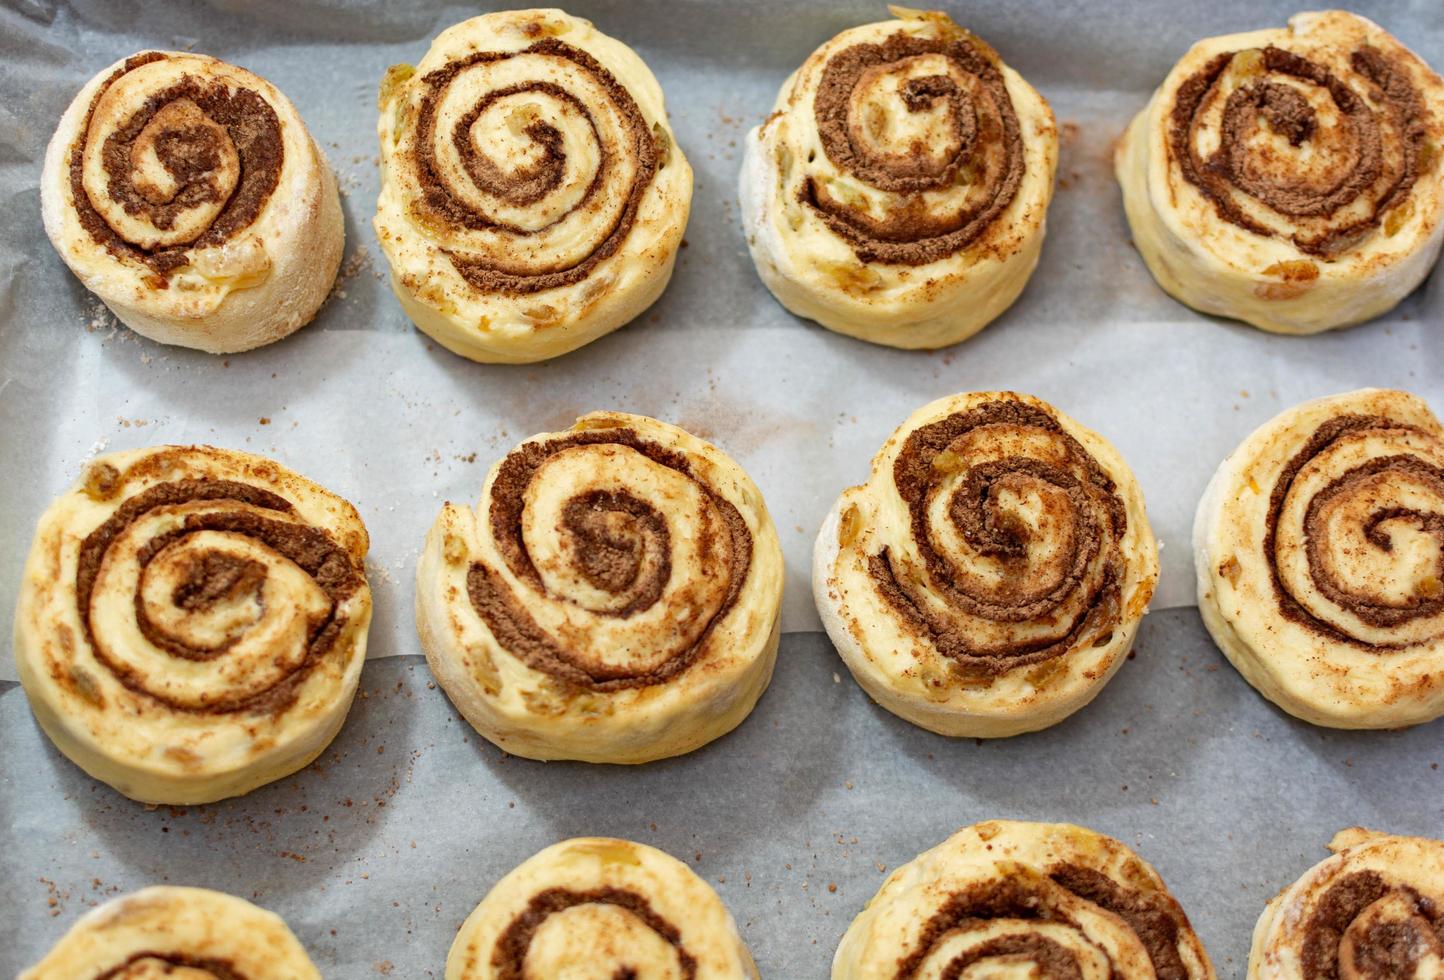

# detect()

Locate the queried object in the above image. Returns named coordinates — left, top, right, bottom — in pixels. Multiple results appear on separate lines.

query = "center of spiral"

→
left=465, top=430, right=751, bottom=690
left=1168, top=42, right=1427, bottom=254
left=1298, top=871, right=1444, bottom=979
left=75, top=478, right=363, bottom=714
left=1253, top=81, right=1318, bottom=145
left=170, top=550, right=266, bottom=612
left=868, top=400, right=1127, bottom=670
left=412, top=39, right=658, bottom=294
left=129, top=98, right=239, bottom=215
left=803, top=31, right=1024, bottom=265
left=560, top=490, right=669, bottom=603
left=1266, top=415, right=1444, bottom=649
left=72, top=55, right=283, bottom=275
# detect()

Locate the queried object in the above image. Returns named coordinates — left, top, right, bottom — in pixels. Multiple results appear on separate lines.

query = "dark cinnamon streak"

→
left=938, top=935, right=1080, bottom=980
left=561, top=489, right=670, bottom=608
left=1168, top=45, right=1426, bottom=256
left=895, top=864, right=1191, bottom=979
left=76, top=479, right=363, bottom=714
left=490, top=887, right=696, bottom=980
left=455, top=82, right=579, bottom=209
left=413, top=39, right=657, bottom=294
left=804, top=32, right=1024, bottom=265
left=94, top=951, right=244, bottom=979
left=467, top=429, right=750, bottom=690
left=869, top=400, right=1127, bottom=673
left=1299, top=871, right=1444, bottom=979
left=69, top=53, right=284, bottom=280
left=1265, top=416, right=1444, bottom=649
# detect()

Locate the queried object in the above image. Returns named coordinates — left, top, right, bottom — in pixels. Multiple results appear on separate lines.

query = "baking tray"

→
left=1, top=0, right=1441, bottom=976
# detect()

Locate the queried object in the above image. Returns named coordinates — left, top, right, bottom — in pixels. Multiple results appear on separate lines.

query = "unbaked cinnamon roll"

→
left=13, top=446, right=372, bottom=804
left=41, top=52, right=343, bottom=353
left=834, top=820, right=1215, bottom=979
left=740, top=7, right=1057, bottom=349
left=416, top=412, right=783, bottom=763
left=19, top=885, right=321, bottom=979
left=814, top=392, right=1158, bottom=737
left=447, top=837, right=758, bottom=979
left=1249, top=828, right=1444, bottom=979
left=1117, top=11, right=1444, bottom=334
left=1195, top=388, right=1444, bottom=729
left=375, top=9, right=692, bottom=364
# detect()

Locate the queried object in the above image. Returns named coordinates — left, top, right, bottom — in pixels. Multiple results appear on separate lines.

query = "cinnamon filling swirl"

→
left=74, top=479, right=364, bottom=714
left=95, top=953, right=244, bottom=980
left=490, top=887, right=697, bottom=980
left=1169, top=44, right=1427, bottom=256
left=1299, top=871, right=1444, bottom=979
left=898, top=866, right=1190, bottom=980
left=868, top=400, right=1127, bottom=673
left=69, top=53, right=284, bottom=280
left=412, top=39, right=657, bottom=294
left=803, top=31, right=1024, bottom=265
left=466, top=429, right=751, bottom=690
left=1264, top=415, right=1444, bottom=649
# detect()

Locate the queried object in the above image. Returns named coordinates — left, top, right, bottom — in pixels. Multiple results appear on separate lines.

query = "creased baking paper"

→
left=1, top=1, right=1441, bottom=976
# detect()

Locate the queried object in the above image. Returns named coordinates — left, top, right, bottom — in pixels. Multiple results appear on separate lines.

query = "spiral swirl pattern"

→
left=41, top=51, right=343, bottom=352
left=1249, top=829, right=1444, bottom=979
left=740, top=9, right=1057, bottom=348
left=447, top=838, right=758, bottom=979
left=417, top=413, right=783, bottom=763
left=815, top=392, right=1157, bottom=738
left=375, top=10, right=692, bottom=363
left=75, top=478, right=362, bottom=713
left=19, top=887, right=321, bottom=980
left=469, top=429, right=749, bottom=689
left=1172, top=44, right=1425, bottom=257
left=1196, top=388, right=1444, bottom=729
left=14, top=446, right=372, bottom=804
left=1116, top=11, right=1444, bottom=334
left=834, top=821, right=1215, bottom=980
left=410, top=39, right=656, bottom=293
left=805, top=29, right=1024, bottom=264
left=69, top=53, right=282, bottom=278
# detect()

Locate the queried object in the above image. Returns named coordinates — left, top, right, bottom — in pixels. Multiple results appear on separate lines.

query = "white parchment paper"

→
left=1, top=1, right=1441, bottom=977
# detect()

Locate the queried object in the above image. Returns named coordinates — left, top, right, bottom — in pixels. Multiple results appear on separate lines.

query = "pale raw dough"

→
left=416, top=412, right=783, bottom=763
left=833, top=820, right=1214, bottom=979
left=447, top=837, right=757, bottom=979
left=41, top=52, right=343, bottom=353
left=375, top=9, right=693, bottom=363
left=13, top=445, right=372, bottom=804
left=20, top=886, right=321, bottom=979
left=740, top=9, right=1057, bottom=348
left=1117, top=11, right=1444, bottom=334
left=1195, top=388, right=1444, bottom=729
left=1249, top=828, right=1444, bottom=979
left=814, top=391, right=1157, bottom=738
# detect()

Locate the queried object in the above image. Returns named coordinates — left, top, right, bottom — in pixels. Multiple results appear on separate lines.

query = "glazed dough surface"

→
left=448, top=837, right=758, bottom=979
left=375, top=8, right=693, bottom=363
left=20, top=885, right=321, bottom=979
left=416, top=412, right=783, bottom=763
left=13, top=445, right=372, bottom=804
left=1249, top=828, right=1444, bottom=979
left=814, top=391, right=1157, bottom=737
left=1195, top=388, right=1444, bottom=729
left=740, top=7, right=1057, bottom=349
left=1117, top=11, right=1444, bottom=334
left=834, top=820, right=1214, bottom=979
left=40, top=51, right=343, bottom=353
